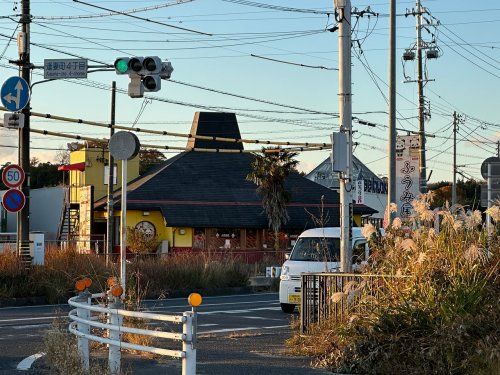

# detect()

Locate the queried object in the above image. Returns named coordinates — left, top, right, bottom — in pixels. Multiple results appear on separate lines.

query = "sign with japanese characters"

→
left=77, top=186, right=94, bottom=253
left=396, top=135, right=420, bottom=218
left=44, top=59, right=88, bottom=79
left=356, top=180, right=365, bottom=204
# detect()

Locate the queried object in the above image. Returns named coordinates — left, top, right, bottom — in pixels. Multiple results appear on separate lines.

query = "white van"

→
left=279, top=227, right=371, bottom=313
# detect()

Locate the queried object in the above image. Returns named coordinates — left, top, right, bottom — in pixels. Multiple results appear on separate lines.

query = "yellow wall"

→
left=111, top=209, right=194, bottom=248
left=70, top=147, right=139, bottom=203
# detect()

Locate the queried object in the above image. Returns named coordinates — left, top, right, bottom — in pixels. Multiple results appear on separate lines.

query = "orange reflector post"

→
left=107, top=276, right=118, bottom=287
left=188, top=293, right=202, bottom=307
left=83, top=278, right=92, bottom=288
left=111, top=285, right=123, bottom=297
left=75, top=279, right=86, bottom=292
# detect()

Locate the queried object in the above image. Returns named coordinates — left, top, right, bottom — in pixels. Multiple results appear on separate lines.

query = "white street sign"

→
left=44, top=59, right=88, bottom=79
left=3, top=113, right=24, bottom=129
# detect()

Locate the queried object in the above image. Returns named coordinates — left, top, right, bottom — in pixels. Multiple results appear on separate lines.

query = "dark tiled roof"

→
left=187, top=112, right=243, bottom=150
left=96, top=152, right=377, bottom=229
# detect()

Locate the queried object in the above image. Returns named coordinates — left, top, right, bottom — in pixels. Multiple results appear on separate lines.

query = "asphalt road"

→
left=0, top=293, right=329, bottom=374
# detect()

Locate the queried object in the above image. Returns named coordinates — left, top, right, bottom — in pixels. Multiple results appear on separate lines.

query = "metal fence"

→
left=300, top=273, right=404, bottom=333
left=68, top=292, right=197, bottom=375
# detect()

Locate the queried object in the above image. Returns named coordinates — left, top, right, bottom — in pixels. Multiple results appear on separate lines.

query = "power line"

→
left=71, top=0, right=212, bottom=36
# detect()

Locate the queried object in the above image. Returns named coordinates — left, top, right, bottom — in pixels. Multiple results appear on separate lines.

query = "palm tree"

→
left=247, top=149, right=299, bottom=252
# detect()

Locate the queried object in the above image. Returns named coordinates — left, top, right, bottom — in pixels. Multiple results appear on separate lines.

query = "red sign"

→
left=2, top=164, right=25, bottom=188
left=2, top=188, right=26, bottom=213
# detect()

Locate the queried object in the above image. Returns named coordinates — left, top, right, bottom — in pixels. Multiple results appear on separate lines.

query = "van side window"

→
left=352, top=239, right=367, bottom=264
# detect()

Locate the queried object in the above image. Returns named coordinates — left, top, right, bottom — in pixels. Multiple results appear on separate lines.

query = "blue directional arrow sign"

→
left=1, top=76, right=30, bottom=112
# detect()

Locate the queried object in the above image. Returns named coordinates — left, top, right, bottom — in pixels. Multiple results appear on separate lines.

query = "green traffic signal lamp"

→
left=114, top=57, right=130, bottom=75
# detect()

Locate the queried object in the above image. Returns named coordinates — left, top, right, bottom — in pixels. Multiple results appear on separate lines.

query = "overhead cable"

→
left=29, top=128, right=328, bottom=154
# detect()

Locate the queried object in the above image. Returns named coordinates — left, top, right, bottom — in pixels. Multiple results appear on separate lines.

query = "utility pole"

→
left=497, top=140, right=499, bottom=158
left=106, top=82, right=116, bottom=262
left=335, top=0, right=352, bottom=273
left=416, top=0, right=427, bottom=194
left=452, top=111, right=457, bottom=206
left=388, top=0, right=397, bottom=223
left=17, top=0, right=31, bottom=257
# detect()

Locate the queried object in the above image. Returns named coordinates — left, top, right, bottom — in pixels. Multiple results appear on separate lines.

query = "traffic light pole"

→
left=18, top=0, right=31, bottom=257
left=106, top=82, right=116, bottom=263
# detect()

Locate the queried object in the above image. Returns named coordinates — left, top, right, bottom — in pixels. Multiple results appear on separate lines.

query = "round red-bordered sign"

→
left=2, top=188, right=26, bottom=213
left=2, top=164, right=25, bottom=188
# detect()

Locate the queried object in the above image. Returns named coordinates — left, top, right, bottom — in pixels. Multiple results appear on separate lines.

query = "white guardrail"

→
left=68, top=291, right=197, bottom=375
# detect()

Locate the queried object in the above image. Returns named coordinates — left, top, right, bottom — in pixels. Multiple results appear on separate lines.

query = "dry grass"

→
left=288, top=194, right=500, bottom=374
left=0, top=247, right=256, bottom=303
left=44, top=318, right=110, bottom=375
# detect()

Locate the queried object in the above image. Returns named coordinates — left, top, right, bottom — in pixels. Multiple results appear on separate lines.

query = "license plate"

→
left=288, top=294, right=301, bottom=304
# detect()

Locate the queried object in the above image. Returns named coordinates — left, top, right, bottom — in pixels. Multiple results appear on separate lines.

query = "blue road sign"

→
left=1, top=76, right=30, bottom=112
left=2, top=188, right=26, bottom=213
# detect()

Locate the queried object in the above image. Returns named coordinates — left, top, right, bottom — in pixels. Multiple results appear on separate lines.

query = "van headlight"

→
left=280, top=266, right=290, bottom=281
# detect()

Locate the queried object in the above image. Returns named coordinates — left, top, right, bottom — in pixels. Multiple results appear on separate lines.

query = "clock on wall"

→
left=135, top=221, right=156, bottom=240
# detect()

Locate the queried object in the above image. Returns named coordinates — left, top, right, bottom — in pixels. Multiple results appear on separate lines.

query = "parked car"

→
left=278, top=227, right=373, bottom=313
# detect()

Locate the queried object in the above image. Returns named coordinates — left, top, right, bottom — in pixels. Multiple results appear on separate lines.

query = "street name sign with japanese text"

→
left=1, top=76, right=30, bottom=111
left=2, top=164, right=25, bottom=188
left=2, top=188, right=26, bottom=213
left=44, top=59, right=88, bottom=79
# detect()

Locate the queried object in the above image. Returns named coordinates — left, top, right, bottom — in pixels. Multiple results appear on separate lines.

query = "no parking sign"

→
left=2, top=188, right=26, bottom=213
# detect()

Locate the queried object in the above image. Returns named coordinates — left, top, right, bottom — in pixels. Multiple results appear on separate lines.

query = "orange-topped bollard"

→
left=188, top=293, right=202, bottom=308
left=75, top=279, right=87, bottom=292
left=83, top=278, right=92, bottom=289
left=107, top=276, right=119, bottom=288
left=110, top=284, right=123, bottom=298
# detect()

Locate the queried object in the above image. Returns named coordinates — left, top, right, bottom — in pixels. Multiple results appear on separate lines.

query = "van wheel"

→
left=280, top=303, right=296, bottom=313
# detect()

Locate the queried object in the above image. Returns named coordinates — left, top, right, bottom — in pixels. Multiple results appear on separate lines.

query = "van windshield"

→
left=289, top=237, right=340, bottom=262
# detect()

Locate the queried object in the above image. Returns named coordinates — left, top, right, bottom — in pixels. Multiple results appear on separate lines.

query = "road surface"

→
left=0, top=293, right=328, bottom=374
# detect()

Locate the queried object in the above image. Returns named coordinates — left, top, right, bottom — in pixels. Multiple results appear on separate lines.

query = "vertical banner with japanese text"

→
left=77, top=186, right=94, bottom=253
left=396, top=135, right=420, bottom=218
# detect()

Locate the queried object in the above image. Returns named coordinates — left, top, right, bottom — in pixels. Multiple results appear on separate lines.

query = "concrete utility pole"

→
left=452, top=111, right=458, bottom=206
left=388, top=0, right=397, bottom=223
left=17, top=0, right=31, bottom=256
left=335, top=0, right=353, bottom=273
left=106, top=82, right=116, bottom=262
left=416, top=0, right=427, bottom=194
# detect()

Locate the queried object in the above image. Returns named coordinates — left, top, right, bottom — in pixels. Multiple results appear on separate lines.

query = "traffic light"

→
left=114, top=56, right=174, bottom=98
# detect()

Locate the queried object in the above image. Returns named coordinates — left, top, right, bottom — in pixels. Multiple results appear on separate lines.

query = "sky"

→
left=0, top=0, right=499, bottom=183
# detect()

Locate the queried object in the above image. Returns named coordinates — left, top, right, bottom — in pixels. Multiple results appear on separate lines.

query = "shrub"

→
left=288, top=194, right=500, bottom=374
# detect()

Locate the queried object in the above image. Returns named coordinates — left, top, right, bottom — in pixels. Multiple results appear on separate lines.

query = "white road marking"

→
left=0, top=316, right=59, bottom=323
left=198, top=323, right=218, bottom=327
left=239, top=316, right=284, bottom=321
left=144, top=300, right=279, bottom=312
left=16, top=352, right=45, bottom=371
left=200, top=325, right=289, bottom=335
left=0, top=292, right=278, bottom=310
left=12, top=323, right=51, bottom=330
left=197, top=306, right=281, bottom=315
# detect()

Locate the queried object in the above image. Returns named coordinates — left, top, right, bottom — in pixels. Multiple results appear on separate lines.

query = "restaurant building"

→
left=66, top=112, right=377, bottom=257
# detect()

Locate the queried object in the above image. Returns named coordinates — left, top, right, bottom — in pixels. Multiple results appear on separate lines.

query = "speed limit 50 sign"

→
left=2, top=164, right=25, bottom=188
